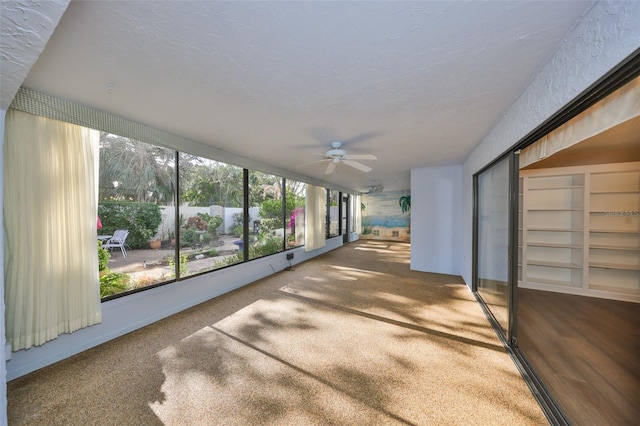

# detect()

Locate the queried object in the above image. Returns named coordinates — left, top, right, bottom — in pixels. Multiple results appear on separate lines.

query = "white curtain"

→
left=354, top=194, right=362, bottom=234
left=520, top=76, right=640, bottom=168
left=4, top=109, right=102, bottom=351
left=305, top=184, right=326, bottom=252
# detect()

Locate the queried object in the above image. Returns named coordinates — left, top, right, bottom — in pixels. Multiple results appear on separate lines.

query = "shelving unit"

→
left=588, top=169, right=640, bottom=296
left=517, top=177, right=523, bottom=282
left=519, top=162, right=639, bottom=302
left=522, top=172, right=585, bottom=290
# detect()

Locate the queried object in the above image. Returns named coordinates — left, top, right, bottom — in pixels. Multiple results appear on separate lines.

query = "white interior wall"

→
left=461, top=1, right=640, bottom=287
left=410, top=165, right=462, bottom=275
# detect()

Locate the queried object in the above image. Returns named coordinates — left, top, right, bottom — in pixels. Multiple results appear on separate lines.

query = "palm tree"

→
left=399, top=195, right=411, bottom=213
left=99, top=133, right=175, bottom=203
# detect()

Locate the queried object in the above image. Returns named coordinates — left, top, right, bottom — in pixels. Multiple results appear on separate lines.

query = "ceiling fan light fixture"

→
left=327, top=148, right=346, bottom=157
left=298, top=141, right=376, bottom=174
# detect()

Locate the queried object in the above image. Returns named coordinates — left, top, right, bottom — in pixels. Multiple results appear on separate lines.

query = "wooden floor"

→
left=517, top=288, right=639, bottom=425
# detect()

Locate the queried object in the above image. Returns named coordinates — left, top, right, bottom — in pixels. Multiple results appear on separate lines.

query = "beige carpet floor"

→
left=7, top=240, right=547, bottom=425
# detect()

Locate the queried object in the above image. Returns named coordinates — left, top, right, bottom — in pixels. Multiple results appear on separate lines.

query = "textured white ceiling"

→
left=0, top=0, right=70, bottom=110
left=15, top=1, right=596, bottom=192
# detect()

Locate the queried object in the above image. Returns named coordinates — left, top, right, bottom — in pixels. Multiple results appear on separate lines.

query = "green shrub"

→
left=97, top=241, right=110, bottom=272
left=215, top=253, right=242, bottom=267
left=258, top=198, right=285, bottom=228
left=181, top=228, right=200, bottom=247
left=231, top=212, right=244, bottom=237
left=259, top=218, right=280, bottom=233
left=200, top=232, right=212, bottom=245
left=98, top=202, right=162, bottom=249
left=196, top=213, right=223, bottom=235
left=231, top=225, right=243, bottom=237
left=168, top=254, right=189, bottom=277
left=100, top=271, right=130, bottom=298
left=250, top=236, right=283, bottom=258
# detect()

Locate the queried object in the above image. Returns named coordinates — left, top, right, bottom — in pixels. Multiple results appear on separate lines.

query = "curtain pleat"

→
left=354, top=195, right=362, bottom=234
left=304, top=185, right=326, bottom=252
left=520, top=76, right=640, bottom=168
left=4, top=109, right=102, bottom=351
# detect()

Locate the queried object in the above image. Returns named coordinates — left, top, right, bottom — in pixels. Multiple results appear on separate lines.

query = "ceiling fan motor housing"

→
left=327, top=148, right=347, bottom=158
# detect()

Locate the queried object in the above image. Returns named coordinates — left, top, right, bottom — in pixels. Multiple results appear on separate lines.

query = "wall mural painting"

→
left=361, top=190, right=411, bottom=242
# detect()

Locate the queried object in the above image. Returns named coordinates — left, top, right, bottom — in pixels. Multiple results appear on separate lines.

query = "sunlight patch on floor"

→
left=354, top=247, right=395, bottom=254
left=303, top=276, right=327, bottom=282
left=329, top=264, right=386, bottom=277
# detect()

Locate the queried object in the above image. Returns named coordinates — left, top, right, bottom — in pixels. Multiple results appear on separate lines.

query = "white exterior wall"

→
left=460, top=1, right=640, bottom=287
left=158, top=206, right=262, bottom=236
left=410, top=165, right=462, bottom=275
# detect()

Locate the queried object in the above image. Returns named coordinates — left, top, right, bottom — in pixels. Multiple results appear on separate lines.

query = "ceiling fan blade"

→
left=343, top=154, right=377, bottom=161
left=296, top=159, right=329, bottom=168
left=325, top=161, right=337, bottom=174
left=342, top=160, right=372, bottom=173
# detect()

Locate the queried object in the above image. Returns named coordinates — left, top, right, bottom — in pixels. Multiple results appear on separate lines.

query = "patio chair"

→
left=103, top=229, right=130, bottom=258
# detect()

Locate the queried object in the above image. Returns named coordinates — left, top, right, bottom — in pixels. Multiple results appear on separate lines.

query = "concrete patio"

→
left=105, top=235, right=241, bottom=284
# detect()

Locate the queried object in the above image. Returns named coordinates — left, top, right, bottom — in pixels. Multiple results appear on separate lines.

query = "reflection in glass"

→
left=517, top=165, right=640, bottom=424
left=477, top=156, right=510, bottom=333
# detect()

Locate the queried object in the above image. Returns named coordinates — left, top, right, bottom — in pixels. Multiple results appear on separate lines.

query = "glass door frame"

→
left=341, top=193, right=349, bottom=243
left=472, top=151, right=519, bottom=344
left=471, top=49, right=639, bottom=425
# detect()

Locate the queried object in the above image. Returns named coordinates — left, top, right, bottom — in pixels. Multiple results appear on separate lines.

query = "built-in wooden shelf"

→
left=527, top=260, right=582, bottom=269
left=520, top=163, right=640, bottom=302
left=590, top=262, right=640, bottom=271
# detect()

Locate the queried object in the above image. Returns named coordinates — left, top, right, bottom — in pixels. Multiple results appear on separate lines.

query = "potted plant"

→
left=149, top=235, right=161, bottom=249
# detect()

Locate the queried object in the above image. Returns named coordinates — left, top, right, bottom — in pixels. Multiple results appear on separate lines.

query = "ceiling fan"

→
left=300, top=141, right=377, bottom=175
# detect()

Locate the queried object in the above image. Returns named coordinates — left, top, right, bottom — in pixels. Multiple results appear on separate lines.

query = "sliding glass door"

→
left=475, top=155, right=515, bottom=336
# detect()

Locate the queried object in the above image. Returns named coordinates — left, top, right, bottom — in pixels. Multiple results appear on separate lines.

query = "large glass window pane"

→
left=98, top=133, right=175, bottom=297
left=341, top=193, right=348, bottom=237
left=249, top=171, right=284, bottom=259
left=328, top=189, right=340, bottom=237
left=285, top=179, right=306, bottom=249
left=477, top=156, right=510, bottom=333
left=178, top=154, right=244, bottom=276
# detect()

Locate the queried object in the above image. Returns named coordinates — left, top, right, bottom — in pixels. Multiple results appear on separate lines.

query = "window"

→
left=328, top=189, right=340, bottom=237
left=249, top=171, right=284, bottom=259
left=178, top=153, right=244, bottom=277
left=98, top=133, right=175, bottom=297
left=285, top=179, right=306, bottom=248
left=8, top=87, right=335, bottom=305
